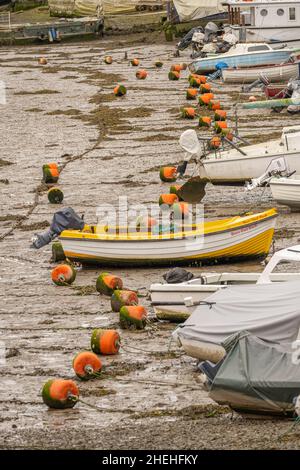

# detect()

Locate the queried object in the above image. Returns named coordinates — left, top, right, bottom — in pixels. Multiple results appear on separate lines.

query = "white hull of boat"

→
left=151, top=273, right=300, bottom=319
left=229, top=25, right=300, bottom=49
left=270, top=175, right=300, bottom=209
left=198, top=126, right=300, bottom=184
left=222, top=61, right=300, bottom=84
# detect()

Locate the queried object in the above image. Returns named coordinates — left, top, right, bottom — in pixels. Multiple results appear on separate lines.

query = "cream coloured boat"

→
left=59, top=209, right=277, bottom=267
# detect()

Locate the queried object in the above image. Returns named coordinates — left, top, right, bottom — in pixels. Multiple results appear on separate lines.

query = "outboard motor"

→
left=242, top=73, right=270, bottom=93
left=204, top=22, right=219, bottom=43
left=31, top=207, right=85, bottom=249
left=177, top=26, right=204, bottom=51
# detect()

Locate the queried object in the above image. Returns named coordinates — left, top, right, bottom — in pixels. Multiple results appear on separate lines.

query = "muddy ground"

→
left=1, top=32, right=300, bottom=450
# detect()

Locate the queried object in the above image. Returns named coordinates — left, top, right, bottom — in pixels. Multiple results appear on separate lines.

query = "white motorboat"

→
left=190, top=42, right=297, bottom=74
left=180, top=126, right=300, bottom=184
left=151, top=245, right=300, bottom=322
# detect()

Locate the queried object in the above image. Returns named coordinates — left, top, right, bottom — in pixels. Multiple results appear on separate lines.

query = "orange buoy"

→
left=249, top=95, right=257, bottom=102
left=159, top=193, right=179, bottom=208
left=214, top=110, right=227, bottom=121
left=159, top=166, right=177, bottom=183
left=222, top=129, right=234, bottom=141
left=42, top=379, right=79, bottom=409
left=114, top=84, right=127, bottom=97
left=198, top=93, right=214, bottom=106
left=96, top=272, right=123, bottom=296
left=172, top=202, right=190, bottom=220
left=43, top=163, right=59, bottom=183
left=200, top=83, right=212, bottom=93
left=136, top=69, right=147, bottom=80
left=170, top=64, right=182, bottom=73
left=104, top=56, right=113, bottom=64
left=168, top=70, right=180, bottom=81
left=111, top=290, right=138, bottom=312
left=91, top=328, right=120, bottom=355
left=51, top=264, right=76, bottom=286
left=209, top=100, right=222, bottom=111
left=215, top=121, right=228, bottom=134
left=38, top=57, right=48, bottom=65
left=181, top=107, right=196, bottom=119
left=72, top=351, right=102, bottom=380
left=199, top=116, right=211, bottom=128
left=186, top=88, right=198, bottom=100
left=209, top=136, right=222, bottom=150
left=119, top=305, right=147, bottom=330
left=189, top=76, right=201, bottom=88
left=131, top=58, right=140, bottom=66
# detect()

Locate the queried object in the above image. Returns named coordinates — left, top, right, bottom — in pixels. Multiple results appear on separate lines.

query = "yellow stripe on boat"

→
left=59, top=209, right=277, bottom=266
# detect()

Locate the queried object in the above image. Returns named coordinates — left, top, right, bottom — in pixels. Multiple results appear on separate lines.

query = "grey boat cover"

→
left=209, top=331, right=300, bottom=416
left=176, top=281, right=300, bottom=346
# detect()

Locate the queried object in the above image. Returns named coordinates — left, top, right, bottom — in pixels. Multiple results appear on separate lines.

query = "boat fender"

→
left=215, top=62, right=228, bottom=71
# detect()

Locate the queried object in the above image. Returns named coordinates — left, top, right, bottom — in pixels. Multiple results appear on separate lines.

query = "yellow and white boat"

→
left=59, top=209, right=277, bottom=267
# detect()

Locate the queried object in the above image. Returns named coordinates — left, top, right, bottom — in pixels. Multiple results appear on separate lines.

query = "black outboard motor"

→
left=31, top=207, right=85, bottom=249
left=177, top=26, right=204, bottom=51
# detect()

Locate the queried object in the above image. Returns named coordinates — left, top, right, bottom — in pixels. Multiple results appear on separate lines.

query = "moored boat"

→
left=180, top=126, right=300, bottom=184
left=59, top=209, right=277, bottom=267
left=222, top=60, right=300, bottom=84
left=190, top=43, right=298, bottom=74
left=151, top=244, right=300, bottom=322
left=270, top=174, right=300, bottom=210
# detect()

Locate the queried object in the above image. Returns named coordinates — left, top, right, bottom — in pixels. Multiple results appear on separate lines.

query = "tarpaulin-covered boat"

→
left=207, top=331, right=300, bottom=417
left=174, top=279, right=300, bottom=363
left=59, top=209, right=277, bottom=267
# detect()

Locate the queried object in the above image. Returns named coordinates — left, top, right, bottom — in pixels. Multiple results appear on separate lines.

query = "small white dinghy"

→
left=269, top=175, right=300, bottom=210
left=150, top=245, right=300, bottom=322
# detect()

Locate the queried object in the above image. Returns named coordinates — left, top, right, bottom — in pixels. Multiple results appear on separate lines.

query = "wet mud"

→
left=1, top=33, right=300, bottom=450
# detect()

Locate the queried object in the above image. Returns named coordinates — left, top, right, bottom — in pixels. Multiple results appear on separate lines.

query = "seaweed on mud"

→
left=0, top=179, right=9, bottom=185
left=14, top=90, right=60, bottom=95
left=129, top=404, right=229, bottom=420
left=80, top=387, right=116, bottom=398
left=135, top=133, right=176, bottom=142
left=25, top=108, right=43, bottom=113
left=46, top=109, right=82, bottom=117
left=0, top=159, right=13, bottom=167
left=0, top=214, right=25, bottom=222
left=21, top=221, right=50, bottom=232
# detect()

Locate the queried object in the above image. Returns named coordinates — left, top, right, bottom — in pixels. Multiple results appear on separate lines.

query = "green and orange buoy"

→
left=159, top=166, right=177, bottom=183
left=136, top=69, right=147, bottom=80
left=91, top=328, right=120, bottom=355
left=168, top=70, right=180, bottom=81
left=181, top=107, right=196, bottom=119
left=155, top=61, right=163, bottom=68
left=42, top=379, right=79, bottom=409
left=111, top=290, right=138, bottom=312
left=186, top=88, right=198, bottom=100
left=104, top=56, right=113, bottom=64
left=51, top=264, right=76, bottom=286
left=173, top=202, right=190, bottom=220
left=119, top=305, right=147, bottom=330
left=114, top=84, right=127, bottom=97
left=199, top=116, right=212, bottom=128
left=43, top=163, right=59, bottom=184
left=72, top=351, right=102, bottom=380
left=96, top=272, right=123, bottom=296
left=131, top=58, right=140, bottom=66
left=159, top=193, right=179, bottom=208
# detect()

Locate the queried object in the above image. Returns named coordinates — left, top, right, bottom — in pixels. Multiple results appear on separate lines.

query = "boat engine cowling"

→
left=31, top=207, right=85, bottom=249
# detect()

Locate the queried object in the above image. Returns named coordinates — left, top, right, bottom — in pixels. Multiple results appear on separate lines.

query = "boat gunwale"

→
left=59, top=211, right=277, bottom=243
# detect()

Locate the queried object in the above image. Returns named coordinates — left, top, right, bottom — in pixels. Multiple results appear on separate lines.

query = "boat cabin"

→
left=222, top=0, right=300, bottom=44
